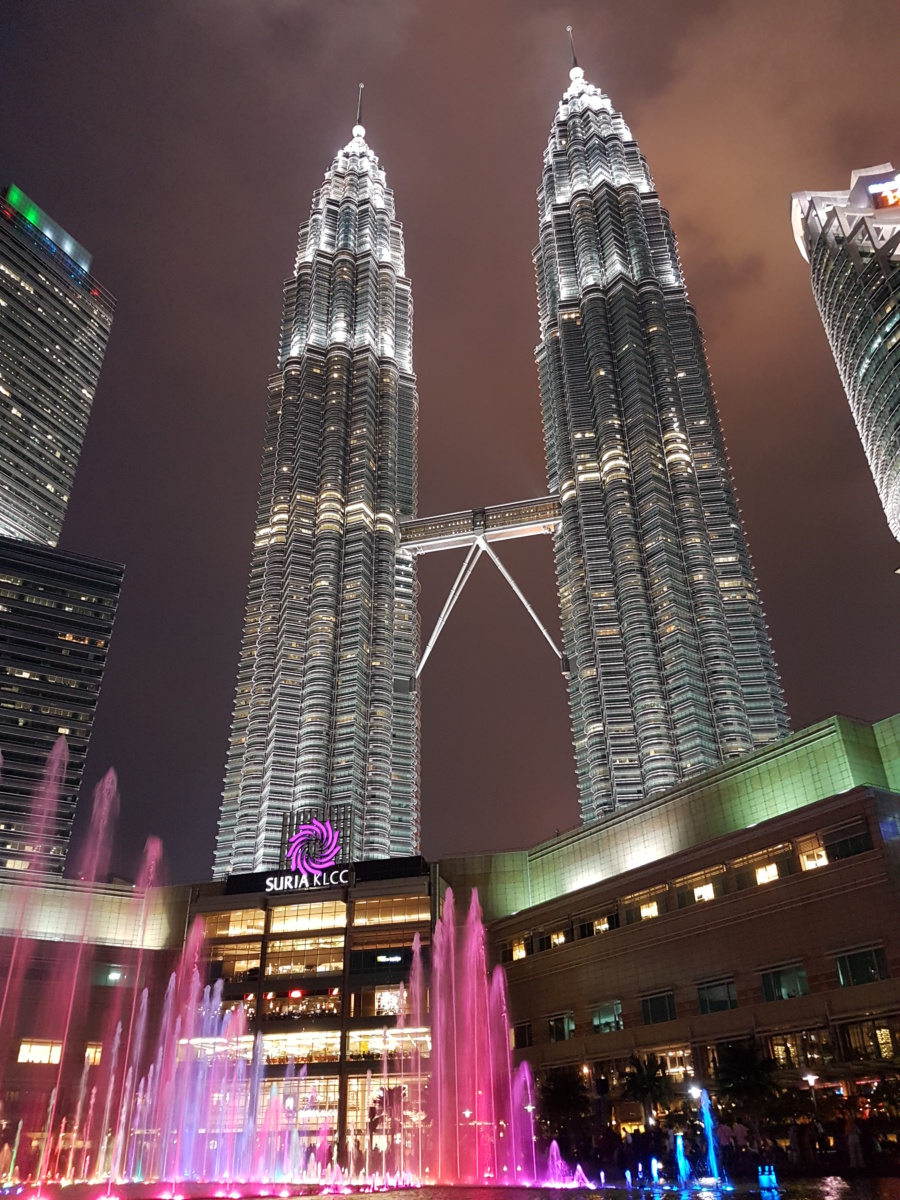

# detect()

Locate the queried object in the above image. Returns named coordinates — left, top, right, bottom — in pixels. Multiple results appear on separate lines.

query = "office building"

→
left=0, top=184, right=115, bottom=547
left=215, top=117, right=419, bottom=877
left=0, top=537, right=123, bottom=874
left=441, top=711, right=900, bottom=1109
left=792, top=165, right=900, bottom=541
left=0, top=184, right=122, bottom=875
left=534, top=62, right=788, bottom=821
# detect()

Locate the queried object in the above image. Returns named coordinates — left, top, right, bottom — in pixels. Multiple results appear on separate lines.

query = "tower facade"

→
left=792, top=165, right=900, bottom=541
left=0, top=185, right=114, bottom=547
left=215, top=122, right=419, bottom=877
left=535, top=66, right=788, bottom=820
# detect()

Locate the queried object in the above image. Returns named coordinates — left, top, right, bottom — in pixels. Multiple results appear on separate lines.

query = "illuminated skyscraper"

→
left=534, top=62, right=788, bottom=819
left=215, top=117, right=419, bottom=876
left=792, top=164, right=900, bottom=542
left=0, top=185, right=114, bottom=546
left=0, top=184, right=122, bottom=873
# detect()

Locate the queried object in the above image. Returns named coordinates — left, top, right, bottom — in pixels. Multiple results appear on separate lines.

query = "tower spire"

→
left=353, top=82, right=365, bottom=140
left=566, top=25, right=578, bottom=70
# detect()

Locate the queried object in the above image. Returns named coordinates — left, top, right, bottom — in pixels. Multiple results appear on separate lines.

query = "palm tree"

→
left=621, top=1053, right=672, bottom=1126
left=538, top=1066, right=594, bottom=1150
left=714, top=1039, right=778, bottom=1132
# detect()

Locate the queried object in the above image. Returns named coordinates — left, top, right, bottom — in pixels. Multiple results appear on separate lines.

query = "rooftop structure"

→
left=792, top=164, right=900, bottom=541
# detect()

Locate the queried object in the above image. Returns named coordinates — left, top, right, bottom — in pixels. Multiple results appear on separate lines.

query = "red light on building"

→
left=289, top=989, right=303, bottom=999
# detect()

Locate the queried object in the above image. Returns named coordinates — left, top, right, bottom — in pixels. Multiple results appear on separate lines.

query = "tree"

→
left=714, top=1039, right=778, bottom=1131
left=621, top=1053, right=672, bottom=1126
left=538, top=1066, right=593, bottom=1151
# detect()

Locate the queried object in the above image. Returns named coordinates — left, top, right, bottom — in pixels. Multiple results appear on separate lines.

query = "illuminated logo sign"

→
left=869, top=177, right=900, bottom=210
left=287, top=818, right=340, bottom=875
left=262, top=818, right=348, bottom=893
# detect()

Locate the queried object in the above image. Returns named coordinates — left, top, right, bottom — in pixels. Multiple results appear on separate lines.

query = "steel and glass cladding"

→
left=0, top=185, right=115, bottom=546
left=0, top=536, right=123, bottom=875
left=792, top=165, right=900, bottom=542
left=215, top=123, right=419, bottom=877
left=535, top=67, right=788, bottom=821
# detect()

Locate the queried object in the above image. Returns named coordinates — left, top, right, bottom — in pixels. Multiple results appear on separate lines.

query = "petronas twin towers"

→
left=213, top=60, right=788, bottom=878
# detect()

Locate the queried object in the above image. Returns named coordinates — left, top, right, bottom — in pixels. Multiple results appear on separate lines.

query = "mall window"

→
left=548, top=1012, right=576, bottom=1042
left=733, top=844, right=793, bottom=890
left=84, top=1043, right=102, bottom=1066
left=697, top=978, right=738, bottom=1014
left=592, top=1000, right=623, bottom=1034
left=623, top=889, right=665, bottom=925
left=674, top=868, right=725, bottom=908
left=512, top=1022, right=533, bottom=1049
left=642, top=991, right=676, bottom=1025
left=352, top=984, right=410, bottom=1018
left=579, top=913, right=619, bottom=938
left=269, top=900, right=346, bottom=934
left=202, top=908, right=266, bottom=939
left=265, top=935, right=344, bottom=977
left=18, top=1040, right=61, bottom=1064
left=537, top=928, right=570, bottom=951
left=208, top=941, right=261, bottom=983
left=501, top=935, right=531, bottom=963
left=836, top=947, right=889, bottom=988
left=823, top=819, right=873, bottom=862
left=353, top=896, right=430, bottom=925
left=796, top=834, right=828, bottom=871
left=761, top=963, right=809, bottom=1002
left=262, top=987, right=341, bottom=1020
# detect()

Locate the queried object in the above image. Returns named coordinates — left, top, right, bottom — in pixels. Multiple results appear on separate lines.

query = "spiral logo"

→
left=286, top=818, right=341, bottom=875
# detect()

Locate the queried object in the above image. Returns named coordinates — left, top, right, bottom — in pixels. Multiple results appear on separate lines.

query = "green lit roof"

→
left=440, top=712, right=900, bottom=920
left=4, top=184, right=92, bottom=272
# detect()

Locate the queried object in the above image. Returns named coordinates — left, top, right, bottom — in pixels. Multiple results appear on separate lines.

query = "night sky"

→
left=2, top=0, right=899, bottom=884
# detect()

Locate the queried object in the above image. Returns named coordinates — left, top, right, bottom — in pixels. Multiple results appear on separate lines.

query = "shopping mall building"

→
left=2, top=712, right=900, bottom=1147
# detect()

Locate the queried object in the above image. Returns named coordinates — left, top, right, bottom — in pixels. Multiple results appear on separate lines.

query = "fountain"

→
left=0, top=745, right=748, bottom=1197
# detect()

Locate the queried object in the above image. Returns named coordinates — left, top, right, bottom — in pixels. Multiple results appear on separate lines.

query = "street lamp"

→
left=689, top=1087, right=702, bottom=1100
left=804, top=1073, right=819, bottom=1115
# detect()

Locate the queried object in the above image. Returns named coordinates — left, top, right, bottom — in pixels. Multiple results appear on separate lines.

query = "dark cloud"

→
left=1, top=0, right=898, bottom=881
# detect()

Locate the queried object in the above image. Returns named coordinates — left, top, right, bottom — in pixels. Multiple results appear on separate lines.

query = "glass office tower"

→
left=215, top=120, right=419, bottom=877
left=792, top=164, right=900, bottom=542
left=0, top=185, right=115, bottom=546
left=535, top=65, right=788, bottom=820
left=0, top=185, right=122, bottom=874
left=0, top=536, right=123, bottom=874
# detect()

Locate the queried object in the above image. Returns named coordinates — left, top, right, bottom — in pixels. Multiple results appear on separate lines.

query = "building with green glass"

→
left=792, top=164, right=900, bottom=542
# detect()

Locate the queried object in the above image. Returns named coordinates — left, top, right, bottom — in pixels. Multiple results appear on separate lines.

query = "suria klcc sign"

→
left=264, top=819, right=349, bottom=892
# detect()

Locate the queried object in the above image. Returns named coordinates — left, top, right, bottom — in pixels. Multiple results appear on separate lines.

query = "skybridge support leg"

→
left=417, top=540, right=484, bottom=677
left=479, top=538, right=565, bottom=663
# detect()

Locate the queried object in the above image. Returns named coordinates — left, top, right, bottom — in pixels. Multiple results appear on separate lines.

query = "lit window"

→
left=269, top=900, right=346, bottom=934
left=18, top=1040, right=61, bottom=1064
left=592, top=1000, right=623, bottom=1034
left=694, top=883, right=715, bottom=902
left=640, top=901, right=659, bottom=920
left=797, top=834, right=828, bottom=871
left=512, top=938, right=528, bottom=961
left=755, top=863, right=779, bottom=885
left=85, top=1043, right=102, bottom=1066
left=203, top=908, right=266, bottom=939
left=352, top=896, right=429, bottom=926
